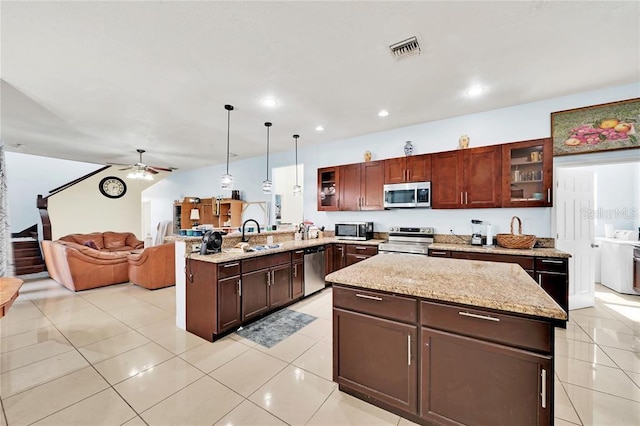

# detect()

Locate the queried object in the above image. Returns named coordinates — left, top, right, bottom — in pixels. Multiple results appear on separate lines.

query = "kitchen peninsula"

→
left=326, top=254, right=566, bottom=426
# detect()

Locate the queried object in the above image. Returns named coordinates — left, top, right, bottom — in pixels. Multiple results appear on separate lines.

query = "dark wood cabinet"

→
left=333, top=244, right=346, bottom=270
left=269, top=263, right=292, bottom=309
left=338, top=161, right=384, bottom=211
left=186, top=260, right=241, bottom=340
left=430, top=146, right=501, bottom=209
left=325, top=245, right=334, bottom=275
left=318, top=167, right=339, bottom=211
left=333, top=308, right=418, bottom=414
left=345, top=244, right=378, bottom=266
left=242, top=252, right=292, bottom=320
left=241, top=269, right=270, bottom=321
left=384, top=154, right=431, bottom=184
left=535, top=257, right=569, bottom=315
left=292, top=259, right=304, bottom=299
left=502, top=138, right=553, bottom=207
left=421, top=327, right=551, bottom=425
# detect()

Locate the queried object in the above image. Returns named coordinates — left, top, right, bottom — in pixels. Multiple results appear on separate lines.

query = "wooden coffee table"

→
left=0, top=277, right=24, bottom=318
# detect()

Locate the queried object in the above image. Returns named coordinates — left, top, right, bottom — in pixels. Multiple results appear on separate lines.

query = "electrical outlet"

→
left=192, top=243, right=201, bottom=253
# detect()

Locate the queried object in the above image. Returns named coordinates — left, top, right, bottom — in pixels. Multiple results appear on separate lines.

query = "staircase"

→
left=12, top=239, right=47, bottom=275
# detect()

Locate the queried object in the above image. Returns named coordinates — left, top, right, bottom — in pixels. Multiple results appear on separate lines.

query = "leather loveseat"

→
left=41, top=232, right=144, bottom=291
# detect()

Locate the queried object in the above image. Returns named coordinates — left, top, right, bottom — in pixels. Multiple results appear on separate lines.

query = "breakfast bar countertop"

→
left=188, top=237, right=385, bottom=264
left=428, top=243, right=571, bottom=258
left=325, top=253, right=567, bottom=320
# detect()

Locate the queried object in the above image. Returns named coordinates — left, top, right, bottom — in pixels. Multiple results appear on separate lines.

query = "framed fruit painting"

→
left=551, top=98, right=640, bottom=156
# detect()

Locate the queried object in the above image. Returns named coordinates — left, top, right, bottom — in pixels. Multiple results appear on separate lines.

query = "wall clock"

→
left=99, top=176, right=127, bottom=199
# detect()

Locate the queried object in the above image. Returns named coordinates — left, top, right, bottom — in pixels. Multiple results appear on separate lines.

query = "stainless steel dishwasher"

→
left=304, top=245, right=326, bottom=296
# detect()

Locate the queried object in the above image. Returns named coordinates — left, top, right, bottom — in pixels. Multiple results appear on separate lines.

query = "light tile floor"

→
left=1, top=278, right=639, bottom=425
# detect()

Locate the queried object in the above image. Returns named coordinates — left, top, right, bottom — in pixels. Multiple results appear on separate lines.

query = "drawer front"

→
left=218, top=261, right=241, bottom=279
left=333, top=285, right=417, bottom=324
left=535, top=257, right=568, bottom=273
left=292, top=248, right=305, bottom=261
left=421, top=301, right=551, bottom=353
left=242, top=252, right=291, bottom=274
left=345, top=245, right=378, bottom=256
left=450, top=251, right=534, bottom=270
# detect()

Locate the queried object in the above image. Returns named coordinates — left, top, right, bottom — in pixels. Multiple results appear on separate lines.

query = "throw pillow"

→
left=83, top=240, right=98, bottom=250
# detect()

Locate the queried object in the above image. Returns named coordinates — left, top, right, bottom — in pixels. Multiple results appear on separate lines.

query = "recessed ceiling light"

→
left=261, top=98, right=278, bottom=107
left=315, top=126, right=325, bottom=132
left=378, top=110, right=389, bottom=117
left=466, top=85, right=484, bottom=97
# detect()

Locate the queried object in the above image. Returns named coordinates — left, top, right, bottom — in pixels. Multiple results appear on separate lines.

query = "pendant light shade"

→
left=221, top=104, right=234, bottom=189
left=292, top=134, right=302, bottom=196
left=262, top=122, right=272, bottom=194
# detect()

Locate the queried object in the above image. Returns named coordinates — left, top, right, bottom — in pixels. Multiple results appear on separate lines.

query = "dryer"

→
left=599, top=230, right=639, bottom=295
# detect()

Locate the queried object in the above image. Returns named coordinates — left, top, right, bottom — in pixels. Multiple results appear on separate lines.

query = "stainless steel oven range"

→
left=378, top=226, right=434, bottom=255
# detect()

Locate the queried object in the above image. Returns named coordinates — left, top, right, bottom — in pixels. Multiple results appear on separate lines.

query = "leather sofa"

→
left=41, top=232, right=144, bottom=291
left=128, top=242, right=176, bottom=290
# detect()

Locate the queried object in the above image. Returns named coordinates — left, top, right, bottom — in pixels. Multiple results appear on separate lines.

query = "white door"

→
left=554, top=168, right=595, bottom=310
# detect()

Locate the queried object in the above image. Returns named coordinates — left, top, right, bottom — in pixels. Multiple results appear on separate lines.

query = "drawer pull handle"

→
left=430, top=251, right=447, bottom=256
left=355, top=255, right=368, bottom=259
left=224, top=262, right=239, bottom=268
left=541, top=259, right=563, bottom=264
left=407, top=335, right=411, bottom=366
left=541, top=368, right=547, bottom=409
left=237, top=279, right=242, bottom=296
left=355, top=246, right=367, bottom=250
left=458, top=311, right=500, bottom=322
left=295, top=250, right=304, bottom=254
left=355, top=293, right=382, bottom=301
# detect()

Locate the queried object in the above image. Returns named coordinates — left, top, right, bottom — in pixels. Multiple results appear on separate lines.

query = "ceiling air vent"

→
left=389, top=36, right=420, bottom=60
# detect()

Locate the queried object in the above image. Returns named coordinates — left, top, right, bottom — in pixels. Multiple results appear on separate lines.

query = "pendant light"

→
left=292, top=134, right=302, bottom=196
left=262, top=122, right=272, bottom=194
left=220, top=104, right=234, bottom=189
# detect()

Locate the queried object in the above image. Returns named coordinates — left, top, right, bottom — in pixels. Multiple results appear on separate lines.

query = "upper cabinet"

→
left=339, top=161, right=384, bottom=211
left=431, top=146, right=502, bottom=209
left=384, top=154, right=432, bottom=184
left=318, top=167, right=339, bottom=211
left=501, top=138, right=553, bottom=207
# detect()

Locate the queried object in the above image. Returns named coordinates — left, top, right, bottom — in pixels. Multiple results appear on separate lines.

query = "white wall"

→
left=593, top=163, right=639, bottom=236
left=145, top=83, right=639, bottom=240
left=272, top=165, right=303, bottom=225
left=48, top=168, right=156, bottom=240
left=5, top=152, right=101, bottom=233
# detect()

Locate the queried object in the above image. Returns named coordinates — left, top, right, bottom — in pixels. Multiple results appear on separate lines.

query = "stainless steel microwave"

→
left=384, top=182, right=431, bottom=208
left=335, top=222, right=374, bottom=241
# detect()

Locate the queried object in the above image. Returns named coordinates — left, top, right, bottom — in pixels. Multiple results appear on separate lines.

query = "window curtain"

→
left=0, top=141, right=14, bottom=276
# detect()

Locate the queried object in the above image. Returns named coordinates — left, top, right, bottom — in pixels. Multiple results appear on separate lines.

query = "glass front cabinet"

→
left=501, top=138, right=553, bottom=207
left=318, top=167, right=339, bottom=211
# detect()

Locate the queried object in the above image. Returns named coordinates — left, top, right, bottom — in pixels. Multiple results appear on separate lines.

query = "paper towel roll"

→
left=485, top=224, right=494, bottom=247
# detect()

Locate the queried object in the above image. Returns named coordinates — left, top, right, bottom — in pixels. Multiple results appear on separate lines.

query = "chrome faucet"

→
left=241, top=219, right=261, bottom=243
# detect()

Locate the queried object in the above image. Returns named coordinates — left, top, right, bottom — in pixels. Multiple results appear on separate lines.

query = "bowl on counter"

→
left=192, top=230, right=204, bottom=237
left=179, top=229, right=188, bottom=236
left=186, top=229, right=194, bottom=236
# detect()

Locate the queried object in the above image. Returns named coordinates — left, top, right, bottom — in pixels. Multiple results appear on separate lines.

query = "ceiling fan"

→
left=107, top=149, right=177, bottom=177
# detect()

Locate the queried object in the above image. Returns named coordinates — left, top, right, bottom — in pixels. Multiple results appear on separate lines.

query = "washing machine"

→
left=598, top=230, right=640, bottom=295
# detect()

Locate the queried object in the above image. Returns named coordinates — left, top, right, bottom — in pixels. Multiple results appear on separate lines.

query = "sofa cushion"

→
left=66, top=233, right=105, bottom=249
left=103, top=232, right=129, bottom=249
left=83, top=240, right=99, bottom=250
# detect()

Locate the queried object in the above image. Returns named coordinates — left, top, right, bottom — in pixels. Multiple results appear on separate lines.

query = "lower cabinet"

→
left=218, top=275, right=242, bottom=332
left=332, top=284, right=556, bottom=426
left=241, top=252, right=292, bottom=321
left=333, top=244, right=346, bottom=270
left=241, top=269, right=270, bottom=321
left=269, top=263, right=292, bottom=309
left=292, top=259, right=304, bottom=299
left=421, top=328, right=551, bottom=425
left=333, top=308, right=418, bottom=413
left=345, top=245, right=378, bottom=266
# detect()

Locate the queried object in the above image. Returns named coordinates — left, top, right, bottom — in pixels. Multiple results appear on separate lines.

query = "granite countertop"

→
left=325, top=254, right=567, bottom=320
left=189, top=237, right=385, bottom=264
left=428, top=243, right=571, bottom=258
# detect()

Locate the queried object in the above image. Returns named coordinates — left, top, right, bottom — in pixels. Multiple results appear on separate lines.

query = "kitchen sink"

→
left=247, top=244, right=282, bottom=251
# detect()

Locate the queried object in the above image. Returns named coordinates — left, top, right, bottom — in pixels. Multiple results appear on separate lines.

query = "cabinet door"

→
left=421, top=328, right=551, bottom=426
left=318, top=167, right=339, bottom=211
left=502, top=138, right=553, bottom=207
left=241, top=269, right=270, bottom=321
left=334, top=308, right=418, bottom=413
left=333, top=244, right=346, bottom=270
left=269, top=264, right=292, bottom=309
left=339, top=164, right=361, bottom=211
left=185, top=259, right=217, bottom=340
left=431, top=151, right=464, bottom=209
left=360, top=161, right=384, bottom=210
left=463, top=145, right=502, bottom=208
left=384, top=157, right=407, bottom=184
left=406, top=154, right=431, bottom=182
left=345, top=253, right=370, bottom=266
left=536, top=271, right=568, bottom=314
left=325, top=245, right=334, bottom=275
left=292, top=260, right=304, bottom=299
left=218, top=275, right=242, bottom=332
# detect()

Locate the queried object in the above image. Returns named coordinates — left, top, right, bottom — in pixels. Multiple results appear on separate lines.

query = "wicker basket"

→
left=496, top=216, right=536, bottom=249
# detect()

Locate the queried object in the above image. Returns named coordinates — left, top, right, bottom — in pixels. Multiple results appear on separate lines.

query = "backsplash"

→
left=434, top=234, right=555, bottom=248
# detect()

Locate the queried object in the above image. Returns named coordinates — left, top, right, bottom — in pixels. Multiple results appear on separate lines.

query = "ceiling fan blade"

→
left=145, top=167, right=159, bottom=174
left=106, top=162, right=131, bottom=167
left=147, top=166, right=175, bottom=173
left=118, top=166, right=133, bottom=171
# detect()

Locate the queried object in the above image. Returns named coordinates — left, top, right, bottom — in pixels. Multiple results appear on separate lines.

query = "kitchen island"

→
left=326, top=254, right=566, bottom=426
